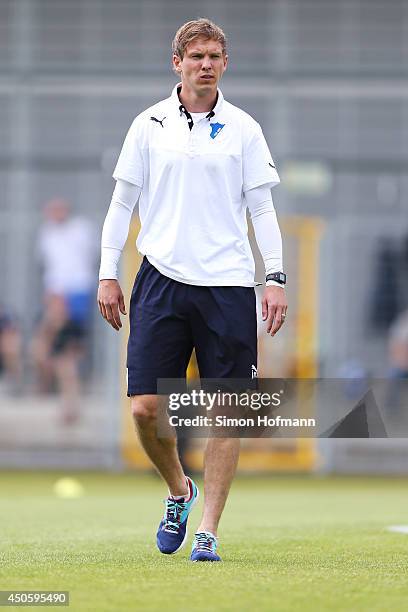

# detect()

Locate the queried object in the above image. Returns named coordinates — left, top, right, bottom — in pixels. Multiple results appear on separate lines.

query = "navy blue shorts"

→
left=127, top=257, right=257, bottom=395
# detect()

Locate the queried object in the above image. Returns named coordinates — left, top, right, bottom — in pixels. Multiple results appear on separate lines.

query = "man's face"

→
left=173, top=36, right=228, bottom=96
left=44, top=199, right=70, bottom=224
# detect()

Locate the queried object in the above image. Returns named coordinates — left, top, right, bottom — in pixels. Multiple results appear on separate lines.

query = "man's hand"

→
left=262, top=285, right=288, bottom=336
left=97, top=279, right=127, bottom=331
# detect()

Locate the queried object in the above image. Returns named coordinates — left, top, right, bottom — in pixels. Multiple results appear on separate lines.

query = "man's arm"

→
left=244, top=185, right=288, bottom=336
left=97, top=179, right=141, bottom=331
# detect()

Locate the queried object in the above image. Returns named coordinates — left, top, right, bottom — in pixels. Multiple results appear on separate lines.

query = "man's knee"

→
left=131, top=395, right=158, bottom=425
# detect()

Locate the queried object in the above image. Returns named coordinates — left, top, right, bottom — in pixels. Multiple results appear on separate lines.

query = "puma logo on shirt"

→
left=150, top=116, right=166, bottom=128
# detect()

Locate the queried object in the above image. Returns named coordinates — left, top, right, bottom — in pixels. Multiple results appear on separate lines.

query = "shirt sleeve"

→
left=242, top=121, right=280, bottom=193
left=245, top=185, right=283, bottom=286
left=99, top=179, right=141, bottom=280
left=112, top=117, right=144, bottom=187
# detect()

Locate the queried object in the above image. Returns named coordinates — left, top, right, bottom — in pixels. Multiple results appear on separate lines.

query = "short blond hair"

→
left=172, top=18, right=227, bottom=60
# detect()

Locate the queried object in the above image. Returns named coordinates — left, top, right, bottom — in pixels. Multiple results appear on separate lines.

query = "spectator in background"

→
left=389, top=310, right=408, bottom=378
left=31, top=198, right=98, bottom=424
left=386, top=309, right=408, bottom=417
left=0, top=304, right=23, bottom=395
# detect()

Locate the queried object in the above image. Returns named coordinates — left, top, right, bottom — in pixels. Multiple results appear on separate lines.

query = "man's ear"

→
left=172, top=54, right=182, bottom=73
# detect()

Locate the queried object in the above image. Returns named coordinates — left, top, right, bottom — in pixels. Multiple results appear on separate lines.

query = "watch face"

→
left=279, top=273, right=285, bottom=281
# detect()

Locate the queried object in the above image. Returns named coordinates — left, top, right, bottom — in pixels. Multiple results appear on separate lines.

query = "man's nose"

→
left=201, top=55, right=212, bottom=70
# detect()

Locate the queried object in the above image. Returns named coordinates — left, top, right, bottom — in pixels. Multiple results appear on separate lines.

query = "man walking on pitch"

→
left=98, top=19, right=287, bottom=562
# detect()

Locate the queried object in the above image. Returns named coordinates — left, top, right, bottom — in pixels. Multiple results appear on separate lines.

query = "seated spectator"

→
left=30, top=198, right=98, bottom=424
left=0, top=304, right=23, bottom=395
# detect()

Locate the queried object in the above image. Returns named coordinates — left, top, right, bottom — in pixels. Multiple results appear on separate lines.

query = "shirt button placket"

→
left=188, top=128, right=195, bottom=158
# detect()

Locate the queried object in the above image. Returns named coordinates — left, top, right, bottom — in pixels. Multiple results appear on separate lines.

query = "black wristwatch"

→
left=266, top=272, right=286, bottom=285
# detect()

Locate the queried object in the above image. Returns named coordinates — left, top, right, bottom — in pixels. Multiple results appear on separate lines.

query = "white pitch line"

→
left=387, top=526, right=408, bottom=534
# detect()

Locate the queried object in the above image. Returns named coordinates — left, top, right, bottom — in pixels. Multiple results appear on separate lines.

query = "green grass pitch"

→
left=1, top=472, right=408, bottom=611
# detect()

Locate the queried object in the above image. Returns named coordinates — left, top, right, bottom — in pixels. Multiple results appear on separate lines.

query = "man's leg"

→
left=126, top=259, right=200, bottom=554
left=196, top=437, right=240, bottom=535
left=53, top=348, right=82, bottom=425
left=131, top=394, right=189, bottom=497
left=131, top=393, right=200, bottom=555
left=190, top=285, right=257, bottom=560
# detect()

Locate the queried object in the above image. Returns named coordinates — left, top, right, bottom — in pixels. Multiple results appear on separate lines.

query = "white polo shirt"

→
left=113, top=83, right=280, bottom=286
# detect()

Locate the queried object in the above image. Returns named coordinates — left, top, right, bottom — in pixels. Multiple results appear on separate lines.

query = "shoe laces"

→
left=194, top=532, right=216, bottom=553
left=163, top=498, right=185, bottom=533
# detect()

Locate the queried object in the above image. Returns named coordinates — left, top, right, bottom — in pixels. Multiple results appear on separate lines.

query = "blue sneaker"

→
left=190, top=531, right=221, bottom=562
left=156, top=477, right=199, bottom=554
